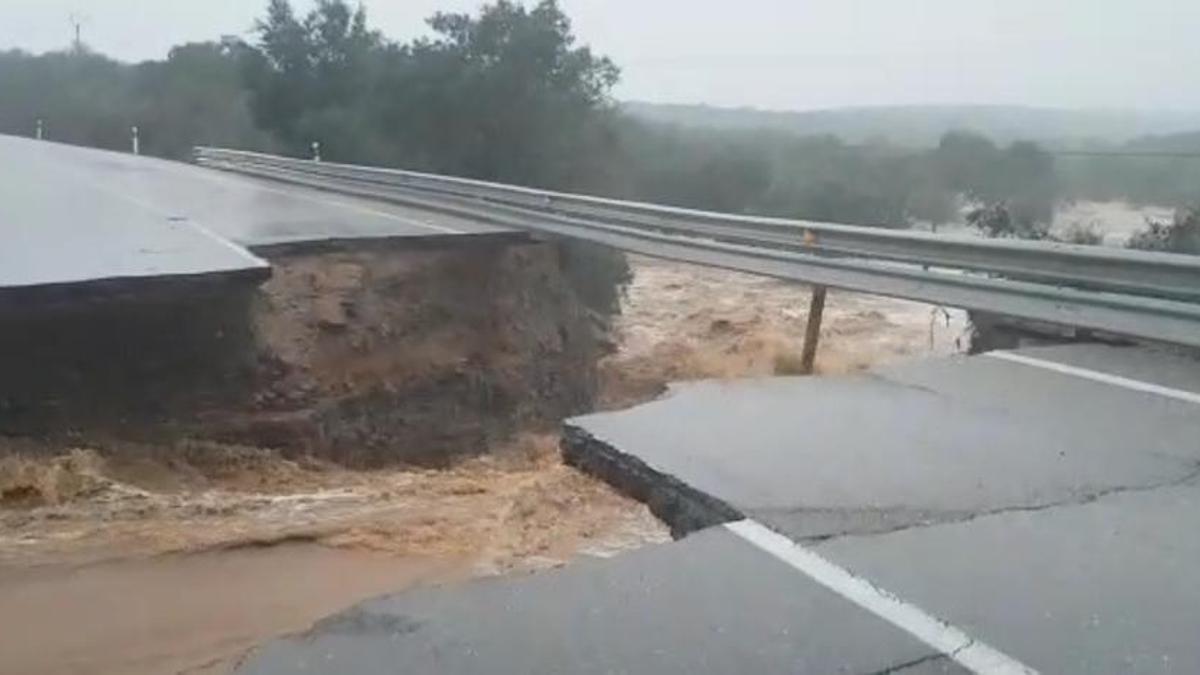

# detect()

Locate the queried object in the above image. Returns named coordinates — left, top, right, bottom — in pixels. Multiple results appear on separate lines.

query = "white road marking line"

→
left=40, top=162, right=268, bottom=268
left=725, top=519, right=1039, bottom=675
left=45, top=148, right=465, bottom=237
left=985, top=351, right=1200, bottom=406
left=188, top=161, right=464, bottom=235
left=183, top=220, right=271, bottom=267
left=273, top=185, right=464, bottom=235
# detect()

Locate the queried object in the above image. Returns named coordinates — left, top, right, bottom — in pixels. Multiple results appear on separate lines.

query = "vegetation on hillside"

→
left=0, top=0, right=1196, bottom=252
left=625, top=102, right=1200, bottom=147
left=1057, top=132, right=1200, bottom=208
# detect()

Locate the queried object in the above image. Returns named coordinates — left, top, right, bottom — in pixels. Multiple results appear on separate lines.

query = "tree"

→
left=133, top=42, right=272, bottom=158
left=999, top=141, right=1057, bottom=225
left=933, top=131, right=1002, bottom=199
left=1128, top=207, right=1200, bottom=254
left=906, top=182, right=958, bottom=230
left=245, top=0, right=620, bottom=186
left=251, top=0, right=312, bottom=141
left=0, top=49, right=133, bottom=151
left=395, top=0, right=621, bottom=186
left=932, top=131, right=1058, bottom=227
left=966, top=202, right=1050, bottom=240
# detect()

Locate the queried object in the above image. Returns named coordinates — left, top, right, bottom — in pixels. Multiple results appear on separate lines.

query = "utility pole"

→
left=68, top=12, right=89, bottom=52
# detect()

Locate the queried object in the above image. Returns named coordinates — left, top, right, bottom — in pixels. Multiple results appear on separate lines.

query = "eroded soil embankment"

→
left=216, top=240, right=609, bottom=465
left=0, top=240, right=665, bottom=675
left=2, top=241, right=653, bottom=572
left=1, top=239, right=610, bottom=466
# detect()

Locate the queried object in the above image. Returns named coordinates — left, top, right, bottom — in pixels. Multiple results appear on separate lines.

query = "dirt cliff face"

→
left=219, top=240, right=605, bottom=465
left=0, top=240, right=609, bottom=467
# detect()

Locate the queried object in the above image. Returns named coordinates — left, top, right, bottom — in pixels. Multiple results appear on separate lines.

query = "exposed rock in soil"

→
left=1, top=240, right=611, bottom=467
left=225, top=241, right=605, bottom=465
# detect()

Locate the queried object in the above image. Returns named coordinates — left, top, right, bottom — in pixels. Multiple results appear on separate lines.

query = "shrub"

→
left=1127, top=207, right=1200, bottom=255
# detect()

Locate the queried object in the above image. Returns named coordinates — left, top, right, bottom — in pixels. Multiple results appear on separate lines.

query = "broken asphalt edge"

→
left=561, top=424, right=743, bottom=539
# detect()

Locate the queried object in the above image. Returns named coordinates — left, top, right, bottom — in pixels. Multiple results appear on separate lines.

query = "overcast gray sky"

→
left=2, top=0, right=1197, bottom=110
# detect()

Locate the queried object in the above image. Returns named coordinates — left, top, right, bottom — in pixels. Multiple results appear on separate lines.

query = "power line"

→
left=1048, top=150, right=1200, bottom=159
left=837, top=144, right=1200, bottom=160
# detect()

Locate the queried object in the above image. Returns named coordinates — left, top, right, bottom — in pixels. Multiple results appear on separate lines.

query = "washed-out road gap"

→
left=7, top=135, right=1199, bottom=673
left=231, top=343, right=1200, bottom=674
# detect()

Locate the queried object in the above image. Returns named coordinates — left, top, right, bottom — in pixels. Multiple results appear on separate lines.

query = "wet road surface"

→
left=239, top=343, right=1200, bottom=674
left=0, top=134, right=510, bottom=294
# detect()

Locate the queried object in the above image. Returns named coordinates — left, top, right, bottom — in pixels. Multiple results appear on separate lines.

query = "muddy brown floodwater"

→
left=0, top=254, right=967, bottom=675
left=600, top=255, right=969, bottom=407
left=0, top=544, right=464, bottom=675
left=0, top=436, right=668, bottom=674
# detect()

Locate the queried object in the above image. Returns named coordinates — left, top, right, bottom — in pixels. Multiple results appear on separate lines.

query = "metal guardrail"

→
left=194, top=146, right=1200, bottom=350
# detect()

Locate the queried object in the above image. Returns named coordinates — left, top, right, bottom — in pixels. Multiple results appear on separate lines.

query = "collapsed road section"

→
left=561, top=343, right=1200, bottom=673
left=25, top=134, right=1190, bottom=674
left=0, top=136, right=667, bottom=674
left=237, top=343, right=1200, bottom=675
left=2, top=235, right=610, bottom=464
left=0, top=134, right=603, bottom=463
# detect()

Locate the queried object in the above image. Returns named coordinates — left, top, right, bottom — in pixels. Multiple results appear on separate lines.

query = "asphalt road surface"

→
left=0, top=134, right=510, bottom=293
left=0, top=135, right=266, bottom=292
left=238, top=527, right=966, bottom=675
left=240, top=343, right=1199, bottom=674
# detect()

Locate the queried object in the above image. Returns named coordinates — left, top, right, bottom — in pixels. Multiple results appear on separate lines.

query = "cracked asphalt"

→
left=238, top=343, right=1199, bottom=674
left=574, top=343, right=1200, bottom=543
left=238, top=527, right=966, bottom=675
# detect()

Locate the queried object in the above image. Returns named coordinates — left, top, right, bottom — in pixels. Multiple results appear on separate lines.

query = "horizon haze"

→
left=2, top=0, right=1198, bottom=112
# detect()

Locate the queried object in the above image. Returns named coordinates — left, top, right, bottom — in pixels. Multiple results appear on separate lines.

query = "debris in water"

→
left=599, top=255, right=969, bottom=408
left=0, top=435, right=668, bottom=571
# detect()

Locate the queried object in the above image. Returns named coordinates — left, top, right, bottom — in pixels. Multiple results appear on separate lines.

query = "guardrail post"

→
left=131, top=126, right=140, bottom=155
left=800, top=285, right=827, bottom=375
left=35, top=119, right=43, bottom=140
left=311, top=141, right=321, bottom=162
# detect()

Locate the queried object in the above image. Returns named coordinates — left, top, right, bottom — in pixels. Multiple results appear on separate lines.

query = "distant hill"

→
left=1123, top=130, right=1200, bottom=153
left=622, top=102, right=1200, bottom=148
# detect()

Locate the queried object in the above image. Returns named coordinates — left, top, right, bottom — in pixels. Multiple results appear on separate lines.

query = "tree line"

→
left=0, top=0, right=1195, bottom=249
